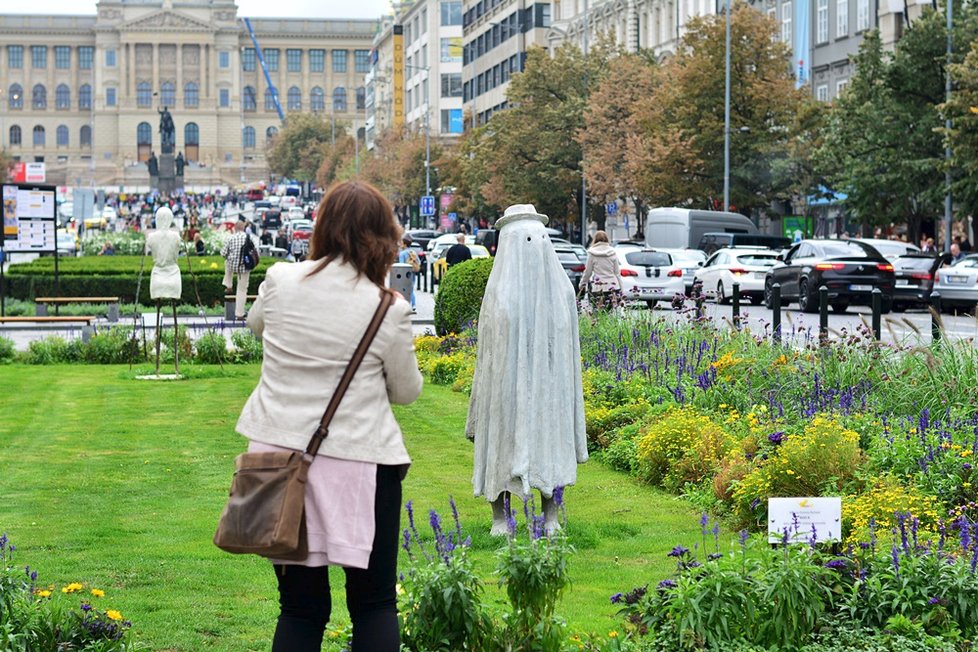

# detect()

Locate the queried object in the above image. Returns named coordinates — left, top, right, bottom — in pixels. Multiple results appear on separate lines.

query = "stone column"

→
left=152, top=42, right=159, bottom=96
left=201, top=43, right=208, bottom=99
left=176, top=43, right=184, bottom=107
left=127, top=43, right=135, bottom=98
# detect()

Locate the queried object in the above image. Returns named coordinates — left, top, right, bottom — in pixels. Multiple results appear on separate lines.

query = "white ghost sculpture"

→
left=466, top=204, right=588, bottom=535
left=145, top=206, right=182, bottom=300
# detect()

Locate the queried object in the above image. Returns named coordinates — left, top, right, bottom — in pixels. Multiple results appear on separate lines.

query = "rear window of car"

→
left=556, top=252, right=580, bottom=263
left=625, top=251, right=672, bottom=267
left=819, top=242, right=874, bottom=258
left=895, top=256, right=936, bottom=271
left=735, top=254, right=777, bottom=266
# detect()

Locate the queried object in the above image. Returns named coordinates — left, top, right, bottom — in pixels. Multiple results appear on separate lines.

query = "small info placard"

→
left=768, top=497, right=842, bottom=544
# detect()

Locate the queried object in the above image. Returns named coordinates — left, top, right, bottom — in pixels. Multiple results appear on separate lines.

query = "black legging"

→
left=271, top=464, right=403, bottom=652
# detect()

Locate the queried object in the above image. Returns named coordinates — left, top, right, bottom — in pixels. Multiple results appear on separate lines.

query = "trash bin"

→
left=390, top=263, right=414, bottom=303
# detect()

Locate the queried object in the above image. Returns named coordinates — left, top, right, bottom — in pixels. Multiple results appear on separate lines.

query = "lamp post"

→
left=723, top=0, right=731, bottom=212
left=581, top=0, right=589, bottom=246
left=944, top=0, right=953, bottom=252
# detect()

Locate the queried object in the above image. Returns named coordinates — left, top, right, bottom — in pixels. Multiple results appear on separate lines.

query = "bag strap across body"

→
left=305, top=289, right=394, bottom=458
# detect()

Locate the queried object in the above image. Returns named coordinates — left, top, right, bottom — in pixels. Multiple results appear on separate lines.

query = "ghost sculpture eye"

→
left=527, top=236, right=532, bottom=242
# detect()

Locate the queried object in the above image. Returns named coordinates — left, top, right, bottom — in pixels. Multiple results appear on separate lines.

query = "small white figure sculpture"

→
left=145, top=206, right=183, bottom=374
left=466, top=204, right=588, bottom=535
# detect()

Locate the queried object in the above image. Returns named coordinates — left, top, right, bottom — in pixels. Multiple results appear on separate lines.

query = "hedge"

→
left=3, top=255, right=275, bottom=306
left=433, top=257, right=494, bottom=335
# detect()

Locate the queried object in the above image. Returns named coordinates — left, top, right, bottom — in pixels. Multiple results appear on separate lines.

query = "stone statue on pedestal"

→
left=175, top=152, right=185, bottom=176
left=147, top=152, right=159, bottom=177
left=158, top=106, right=175, bottom=155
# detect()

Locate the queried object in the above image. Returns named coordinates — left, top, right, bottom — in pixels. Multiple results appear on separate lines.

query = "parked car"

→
left=429, top=235, right=476, bottom=264
left=262, top=209, right=283, bottom=230
left=850, top=238, right=921, bottom=262
left=405, top=229, right=439, bottom=251
left=659, top=248, right=707, bottom=295
left=615, top=247, right=685, bottom=309
left=695, top=248, right=780, bottom=304
left=697, top=232, right=792, bottom=256
left=287, top=206, right=306, bottom=222
left=646, top=207, right=756, bottom=250
left=891, top=253, right=952, bottom=310
left=763, top=239, right=895, bottom=313
left=554, top=246, right=586, bottom=291
left=933, top=254, right=978, bottom=313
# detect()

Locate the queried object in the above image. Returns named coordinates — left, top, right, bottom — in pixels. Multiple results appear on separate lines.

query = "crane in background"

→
left=242, top=17, right=285, bottom=122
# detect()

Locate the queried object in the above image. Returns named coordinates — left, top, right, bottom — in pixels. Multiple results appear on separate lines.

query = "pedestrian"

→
left=579, top=230, right=622, bottom=310
left=951, top=242, right=966, bottom=264
left=193, top=232, right=206, bottom=255
left=99, top=241, right=115, bottom=256
left=397, top=235, right=419, bottom=312
left=221, top=219, right=257, bottom=320
left=444, top=233, right=472, bottom=268
left=235, top=180, right=422, bottom=651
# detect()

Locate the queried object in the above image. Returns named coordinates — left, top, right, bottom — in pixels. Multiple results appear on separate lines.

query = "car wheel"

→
left=880, top=297, right=892, bottom=315
left=763, top=279, right=774, bottom=309
left=798, top=279, right=818, bottom=313
left=646, top=300, right=657, bottom=310
left=892, top=303, right=906, bottom=313
left=716, top=282, right=727, bottom=305
left=831, top=303, right=848, bottom=314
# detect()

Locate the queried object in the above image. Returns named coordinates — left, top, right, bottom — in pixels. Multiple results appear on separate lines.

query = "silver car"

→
left=933, top=255, right=978, bottom=311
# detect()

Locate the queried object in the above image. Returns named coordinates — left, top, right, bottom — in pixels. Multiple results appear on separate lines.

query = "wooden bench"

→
left=0, top=316, right=97, bottom=342
left=36, top=296, right=121, bottom=322
left=224, top=295, right=259, bottom=321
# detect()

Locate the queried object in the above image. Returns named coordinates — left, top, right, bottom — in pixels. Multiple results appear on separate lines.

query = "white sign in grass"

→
left=768, top=497, right=842, bottom=544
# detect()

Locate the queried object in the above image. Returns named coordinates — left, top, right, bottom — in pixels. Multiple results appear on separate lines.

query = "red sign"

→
left=10, top=162, right=26, bottom=183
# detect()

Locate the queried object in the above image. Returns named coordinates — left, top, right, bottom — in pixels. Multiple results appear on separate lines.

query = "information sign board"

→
left=768, top=497, right=841, bottom=544
left=2, top=183, right=58, bottom=252
left=420, top=195, right=435, bottom=217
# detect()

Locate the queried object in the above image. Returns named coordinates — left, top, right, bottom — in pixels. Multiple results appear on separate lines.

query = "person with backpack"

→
left=397, top=235, right=419, bottom=312
left=222, top=219, right=259, bottom=320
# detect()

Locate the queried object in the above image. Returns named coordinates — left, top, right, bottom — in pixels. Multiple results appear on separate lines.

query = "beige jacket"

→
left=581, top=242, right=622, bottom=293
left=236, top=259, right=423, bottom=465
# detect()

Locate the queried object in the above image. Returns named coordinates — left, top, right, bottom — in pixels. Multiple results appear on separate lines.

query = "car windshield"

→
left=735, top=254, right=777, bottom=266
left=625, top=251, right=672, bottom=267
left=818, top=242, right=874, bottom=258
left=895, top=256, right=937, bottom=271
left=867, top=242, right=910, bottom=257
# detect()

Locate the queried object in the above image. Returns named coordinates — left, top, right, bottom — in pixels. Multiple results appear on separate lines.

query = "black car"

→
left=763, top=239, right=895, bottom=313
left=554, top=246, right=586, bottom=291
left=892, top=253, right=952, bottom=310
left=405, top=229, right=439, bottom=251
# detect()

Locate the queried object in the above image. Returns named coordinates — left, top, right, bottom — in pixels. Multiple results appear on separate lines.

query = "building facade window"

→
left=184, top=82, right=198, bottom=108
left=354, top=49, right=370, bottom=73
left=185, top=122, right=199, bottom=161
left=287, top=86, right=301, bottom=111
left=56, top=125, right=69, bottom=146
left=33, top=125, right=45, bottom=147
left=219, top=51, right=229, bottom=68
left=78, top=46, right=94, bottom=70
left=264, top=88, right=277, bottom=111
left=242, top=48, right=256, bottom=71
left=243, top=86, right=256, bottom=111
left=79, top=84, right=91, bottom=110
left=441, top=37, right=462, bottom=62
left=32, top=84, right=46, bottom=110
left=856, top=0, right=870, bottom=30
left=137, top=122, right=152, bottom=145
left=56, top=84, right=70, bottom=109
left=9, top=125, right=21, bottom=146
left=816, top=0, right=828, bottom=44
left=8, top=84, right=23, bottom=109
left=31, top=45, right=47, bottom=68
left=219, top=88, right=230, bottom=107
left=137, top=81, right=152, bottom=107
left=266, top=126, right=278, bottom=143
left=837, top=0, right=849, bottom=36
left=243, top=126, right=256, bottom=149
left=264, top=48, right=279, bottom=71
left=333, top=87, right=347, bottom=112
left=441, top=1, right=462, bottom=25
left=332, top=50, right=347, bottom=72
left=310, top=49, right=325, bottom=72
left=441, top=108, right=463, bottom=133
left=310, top=86, right=325, bottom=111
left=441, top=73, right=462, bottom=97
left=287, top=49, right=302, bottom=72
left=106, top=87, right=116, bottom=106
left=356, top=86, right=365, bottom=110
left=80, top=125, right=92, bottom=147
left=7, top=45, right=23, bottom=68
left=836, top=78, right=849, bottom=95
left=161, top=82, right=176, bottom=107
left=55, top=46, right=71, bottom=69
left=105, top=48, right=116, bottom=67
left=816, top=84, right=829, bottom=102
left=781, top=2, right=792, bottom=46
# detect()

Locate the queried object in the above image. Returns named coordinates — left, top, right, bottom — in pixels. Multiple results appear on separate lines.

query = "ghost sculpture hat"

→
left=494, top=204, right=549, bottom=230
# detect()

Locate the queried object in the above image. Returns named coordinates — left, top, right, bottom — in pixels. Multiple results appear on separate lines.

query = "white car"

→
left=287, top=207, right=306, bottom=221
left=428, top=234, right=475, bottom=262
left=658, top=248, right=707, bottom=294
left=933, top=254, right=978, bottom=312
left=695, top=247, right=780, bottom=305
left=101, top=206, right=118, bottom=222
left=615, top=247, right=685, bottom=308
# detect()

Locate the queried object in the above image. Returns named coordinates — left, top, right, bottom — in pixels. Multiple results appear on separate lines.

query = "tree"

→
left=476, top=42, right=612, bottom=228
left=265, top=113, right=334, bottom=182
left=579, top=51, right=658, bottom=236
left=945, top=8, right=978, bottom=220
left=315, top=130, right=357, bottom=190
left=627, top=4, right=806, bottom=216
left=439, top=125, right=500, bottom=225
left=361, top=125, right=442, bottom=210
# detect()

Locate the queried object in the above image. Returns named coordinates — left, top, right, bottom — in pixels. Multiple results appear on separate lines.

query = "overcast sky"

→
left=8, top=0, right=394, bottom=21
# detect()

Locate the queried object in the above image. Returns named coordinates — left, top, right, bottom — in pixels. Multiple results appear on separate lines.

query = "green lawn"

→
left=0, top=364, right=708, bottom=650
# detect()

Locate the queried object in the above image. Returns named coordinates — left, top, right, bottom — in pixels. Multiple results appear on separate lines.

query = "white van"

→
left=645, top=208, right=757, bottom=250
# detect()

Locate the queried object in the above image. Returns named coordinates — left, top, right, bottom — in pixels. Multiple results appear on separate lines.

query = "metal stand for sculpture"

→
left=466, top=204, right=589, bottom=536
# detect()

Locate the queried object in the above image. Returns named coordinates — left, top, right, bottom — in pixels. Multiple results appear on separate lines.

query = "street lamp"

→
left=944, top=0, right=953, bottom=252
left=723, top=0, right=732, bottom=212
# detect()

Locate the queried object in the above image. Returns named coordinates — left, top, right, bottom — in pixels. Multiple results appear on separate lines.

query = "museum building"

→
left=0, top=0, right=378, bottom=189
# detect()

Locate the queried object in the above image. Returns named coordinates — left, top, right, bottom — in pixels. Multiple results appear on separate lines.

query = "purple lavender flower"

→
left=965, top=463, right=973, bottom=472
left=667, top=545, right=690, bottom=558
left=928, top=597, right=942, bottom=605
left=708, top=553, right=723, bottom=561
left=939, top=519, right=947, bottom=551
left=402, top=529, right=412, bottom=555
left=552, top=485, right=564, bottom=507
left=610, top=592, right=624, bottom=604
left=657, top=579, right=677, bottom=590
left=960, top=516, right=971, bottom=552
left=449, top=495, right=463, bottom=545
left=768, top=431, right=785, bottom=445
left=712, top=522, right=720, bottom=548
left=824, top=559, right=848, bottom=570
left=700, top=512, right=709, bottom=536
left=739, top=529, right=749, bottom=547
left=891, top=546, right=901, bottom=575
left=750, top=498, right=761, bottom=511
left=81, top=603, right=92, bottom=612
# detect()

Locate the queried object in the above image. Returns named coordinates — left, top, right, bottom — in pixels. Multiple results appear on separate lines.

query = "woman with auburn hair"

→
left=234, top=180, right=423, bottom=651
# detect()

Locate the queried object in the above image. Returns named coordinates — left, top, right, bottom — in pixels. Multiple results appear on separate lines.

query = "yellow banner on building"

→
left=393, top=24, right=404, bottom=128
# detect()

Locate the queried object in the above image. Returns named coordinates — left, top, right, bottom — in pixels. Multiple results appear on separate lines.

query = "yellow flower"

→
left=62, top=582, right=83, bottom=594
left=36, top=589, right=52, bottom=598
left=106, top=610, right=124, bottom=621
left=91, top=588, right=105, bottom=598
left=209, top=262, right=218, bottom=269
left=609, top=630, right=619, bottom=638
left=786, top=469, right=795, bottom=475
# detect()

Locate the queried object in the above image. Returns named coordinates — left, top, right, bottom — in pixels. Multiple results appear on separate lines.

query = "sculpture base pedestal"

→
left=151, top=154, right=184, bottom=194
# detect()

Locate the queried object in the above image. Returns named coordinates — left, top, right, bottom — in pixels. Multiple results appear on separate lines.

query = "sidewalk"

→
left=0, top=288, right=438, bottom=351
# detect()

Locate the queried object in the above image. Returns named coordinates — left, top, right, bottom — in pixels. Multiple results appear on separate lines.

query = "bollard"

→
left=732, top=281, right=741, bottom=329
left=871, top=289, right=882, bottom=341
left=772, top=283, right=782, bottom=344
left=931, top=291, right=942, bottom=342
left=819, top=286, right=829, bottom=344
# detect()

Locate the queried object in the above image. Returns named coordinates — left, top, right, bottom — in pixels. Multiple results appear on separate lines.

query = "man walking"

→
left=221, top=219, right=256, bottom=320
left=444, top=233, right=472, bottom=268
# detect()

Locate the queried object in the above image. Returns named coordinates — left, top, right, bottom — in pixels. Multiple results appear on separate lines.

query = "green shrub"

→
left=194, top=330, right=229, bottom=364
left=635, top=407, right=733, bottom=491
left=24, top=338, right=73, bottom=365
left=83, top=327, right=141, bottom=364
left=231, top=330, right=263, bottom=362
left=158, top=325, right=193, bottom=364
left=433, top=257, right=493, bottom=336
left=0, top=337, right=15, bottom=364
